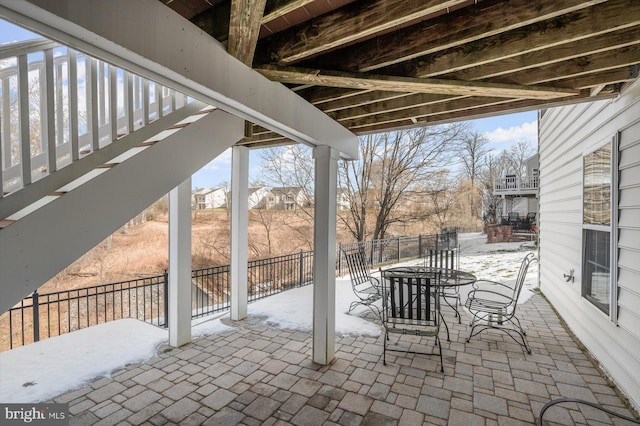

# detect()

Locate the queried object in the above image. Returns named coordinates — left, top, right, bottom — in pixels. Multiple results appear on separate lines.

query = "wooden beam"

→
left=256, top=66, right=579, bottom=99
left=262, top=0, right=315, bottom=24
left=444, top=27, right=640, bottom=82
left=328, top=94, right=459, bottom=121
left=319, top=0, right=607, bottom=73
left=405, top=0, right=640, bottom=78
left=261, top=0, right=469, bottom=65
left=489, top=45, right=640, bottom=87
left=228, top=0, right=268, bottom=65
left=338, top=96, right=511, bottom=129
left=321, top=91, right=408, bottom=113
left=348, top=92, right=614, bottom=134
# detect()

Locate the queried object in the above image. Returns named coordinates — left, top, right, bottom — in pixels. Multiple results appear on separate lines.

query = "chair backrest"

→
left=424, top=247, right=459, bottom=271
left=381, top=269, right=440, bottom=328
left=511, top=253, right=536, bottom=302
left=343, top=244, right=374, bottom=287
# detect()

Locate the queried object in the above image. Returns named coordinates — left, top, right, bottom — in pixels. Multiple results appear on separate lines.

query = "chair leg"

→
left=439, top=311, right=450, bottom=341
left=466, top=312, right=532, bottom=354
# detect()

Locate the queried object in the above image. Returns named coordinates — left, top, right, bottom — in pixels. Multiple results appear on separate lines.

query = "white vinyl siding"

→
left=618, top=119, right=640, bottom=344
left=539, top=81, right=640, bottom=411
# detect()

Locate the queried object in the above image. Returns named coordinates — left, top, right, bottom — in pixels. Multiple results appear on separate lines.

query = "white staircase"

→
left=0, top=39, right=243, bottom=313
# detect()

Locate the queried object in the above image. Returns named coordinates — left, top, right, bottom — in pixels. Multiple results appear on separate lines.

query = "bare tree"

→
left=509, top=140, right=535, bottom=178
left=338, top=134, right=376, bottom=241
left=256, top=145, right=315, bottom=249
left=423, top=170, right=457, bottom=231
left=456, top=131, right=489, bottom=217
left=339, top=125, right=465, bottom=242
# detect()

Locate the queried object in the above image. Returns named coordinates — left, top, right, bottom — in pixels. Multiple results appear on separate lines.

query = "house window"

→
left=582, top=142, right=612, bottom=315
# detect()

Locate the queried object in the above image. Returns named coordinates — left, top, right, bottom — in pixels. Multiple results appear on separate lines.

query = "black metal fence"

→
left=0, top=250, right=314, bottom=351
left=336, top=229, right=458, bottom=276
left=1, top=231, right=455, bottom=351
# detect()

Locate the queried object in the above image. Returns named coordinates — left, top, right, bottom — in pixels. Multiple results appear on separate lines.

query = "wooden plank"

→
left=262, top=0, right=314, bottom=24
left=256, top=66, right=579, bottom=99
left=346, top=92, right=607, bottom=134
left=319, top=0, right=607, bottom=73
left=406, top=0, right=640, bottom=78
left=491, top=45, right=640, bottom=87
left=328, top=94, right=460, bottom=121
left=338, top=96, right=510, bottom=129
left=228, top=0, right=268, bottom=65
left=321, top=91, right=409, bottom=113
left=263, top=0, right=469, bottom=65
left=444, top=27, right=640, bottom=82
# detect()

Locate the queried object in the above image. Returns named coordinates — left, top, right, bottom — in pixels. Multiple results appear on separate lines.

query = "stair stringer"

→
left=0, top=109, right=243, bottom=314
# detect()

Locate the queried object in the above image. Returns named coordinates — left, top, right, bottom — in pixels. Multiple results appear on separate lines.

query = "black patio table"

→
left=382, top=266, right=477, bottom=341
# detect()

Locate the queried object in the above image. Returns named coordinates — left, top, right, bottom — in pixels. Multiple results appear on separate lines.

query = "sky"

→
left=0, top=19, right=538, bottom=190
left=0, top=234, right=538, bottom=404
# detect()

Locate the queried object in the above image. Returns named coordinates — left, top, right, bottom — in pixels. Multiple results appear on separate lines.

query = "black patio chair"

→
left=380, top=268, right=443, bottom=372
left=425, top=247, right=461, bottom=324
left=538, top=397, right=640, bottom=425
left=342, top=244, right=382, bottom=317
left=464, top=252, right=536, bottom=353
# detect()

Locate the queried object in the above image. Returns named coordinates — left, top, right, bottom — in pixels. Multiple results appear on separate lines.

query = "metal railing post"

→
left=397, top=236, right=401, bottom=262
left=32, top=291, right=40, bottom=343
left=163, top=270, right=169, bottom=328
left=299, top=250, right=304, bottom=287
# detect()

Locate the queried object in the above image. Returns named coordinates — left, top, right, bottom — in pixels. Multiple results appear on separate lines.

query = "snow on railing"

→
left=0, top=38, right=191, bottom=198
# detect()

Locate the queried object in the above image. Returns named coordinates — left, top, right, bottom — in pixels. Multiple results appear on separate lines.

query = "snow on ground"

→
left=0, top=233, right=537, bottom=403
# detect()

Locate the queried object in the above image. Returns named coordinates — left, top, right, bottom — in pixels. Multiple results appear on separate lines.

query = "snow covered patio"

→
left=1, top=235, right=636, bottom=424
left=39, top=296, right=638, bottom=425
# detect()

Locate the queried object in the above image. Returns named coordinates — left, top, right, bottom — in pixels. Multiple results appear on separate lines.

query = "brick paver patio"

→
left=56, top=293, right=637, bottom=425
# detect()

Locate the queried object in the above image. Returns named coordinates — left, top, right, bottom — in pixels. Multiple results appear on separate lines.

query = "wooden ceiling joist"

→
left=444, top=27, right=640, bottom=82
left=261, top=0, right=315, bottom=24
left=261, top=0, right=469, bottom=64
left=404, top=0, right=640, bottom=79
left=318, top=0, right=608, bottom=73
left=163, top=0, right=640, bottom=141
left=228, top=0, right=268, bottom=65
left=257, top=66, right=579, bottom=99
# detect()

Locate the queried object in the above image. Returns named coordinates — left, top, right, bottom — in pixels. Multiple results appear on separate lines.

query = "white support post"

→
left=312, top=145, right=339, bottom=365
left=230, top=146, right=249, bottom=321
left=168, top=177, right=192, bottom=347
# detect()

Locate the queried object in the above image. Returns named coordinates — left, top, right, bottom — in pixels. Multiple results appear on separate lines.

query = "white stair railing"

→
left=0, top=38, right=191, bottom=200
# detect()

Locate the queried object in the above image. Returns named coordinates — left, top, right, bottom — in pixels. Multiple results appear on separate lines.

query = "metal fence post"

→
left=397, top=236, right=401, bottom=262
left=418, top=234, right=423, bottom=258
left=337, top=243, right=342, bottom=275
left=299, top=250, right=304, bottom=287
left=32, top=291, right=40, bottom=343
left=163, top=270, right=169, bottom=328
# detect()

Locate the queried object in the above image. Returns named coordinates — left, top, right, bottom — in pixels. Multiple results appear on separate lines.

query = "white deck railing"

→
left=0, top=38, right=191, bottom=198
left=493, top=175, right=539, bottom=194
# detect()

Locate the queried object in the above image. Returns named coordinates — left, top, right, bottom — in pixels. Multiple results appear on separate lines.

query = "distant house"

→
left=491, top=154, right=539, bottom=225
left=192, top=188, right=227, bottom=210
left=248, top=187, right=273, bottom=209
left=270, top=187, right=311, bottom=210
left=337, top=189, right=350, bottom=211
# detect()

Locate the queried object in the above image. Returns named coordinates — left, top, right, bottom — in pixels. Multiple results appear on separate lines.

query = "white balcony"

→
left=493, top=175, right=539, bottom=195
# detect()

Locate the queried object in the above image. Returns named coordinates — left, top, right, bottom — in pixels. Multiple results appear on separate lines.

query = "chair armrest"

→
left=466, top=288, right=513, bottom=305
left=472, top=279, right=514, bottom=292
